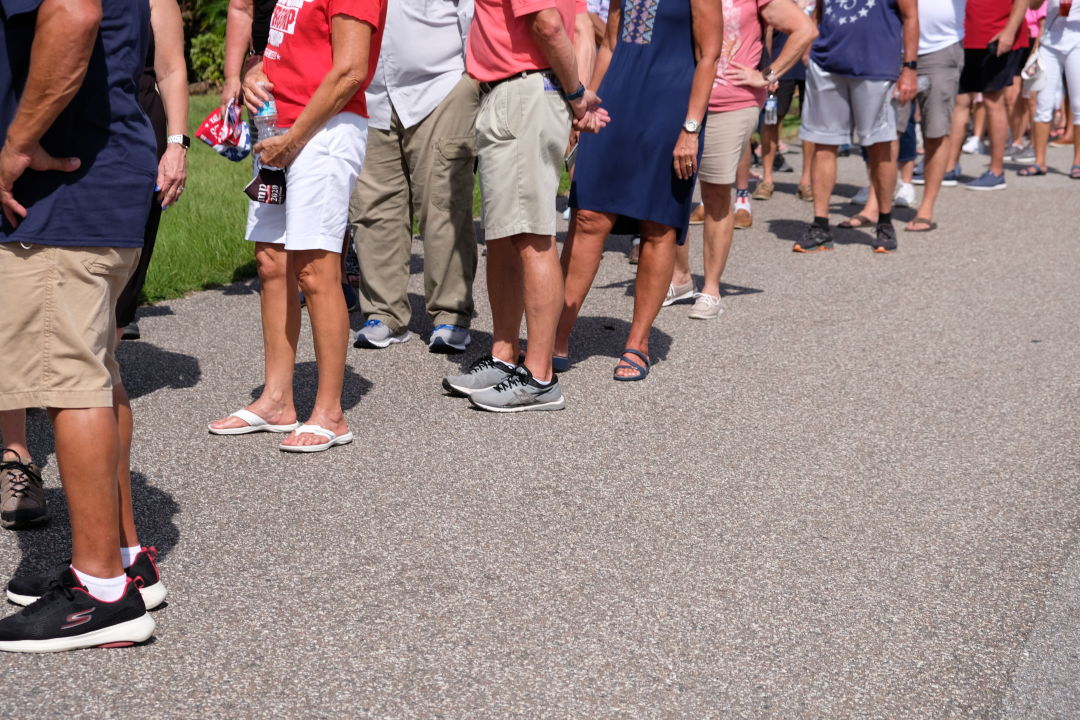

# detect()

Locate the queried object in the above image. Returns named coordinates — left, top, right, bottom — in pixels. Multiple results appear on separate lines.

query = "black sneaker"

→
left=793, top=224, right=834, bottom=253
left=7, top=547, right=167, bottom=610
left=0, top=568, right=154, bottom=653
left=874, top=222, right=898, bottom=253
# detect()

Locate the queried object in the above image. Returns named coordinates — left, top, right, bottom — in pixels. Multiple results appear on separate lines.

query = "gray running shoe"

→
left=469, top=366, right=565, bottom=413
left=353, top=319, right=411, bottom=349
left=428, top=324, right=471, bottom=354
left=1, top=450, right=47, bottom=530
left=442, top=356, right=515, bottom=397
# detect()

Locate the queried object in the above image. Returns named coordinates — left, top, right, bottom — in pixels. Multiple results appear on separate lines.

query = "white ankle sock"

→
left=120, top=545, right=143, bottom=569
left=493, top=358, right=517, bottom=371
left=71, top=566, right=127, bottom=602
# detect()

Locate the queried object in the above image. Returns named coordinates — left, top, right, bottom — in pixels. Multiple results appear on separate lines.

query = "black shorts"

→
left=959, top=47, right=1026, bottom=94
left=775, top=78, right=806, bottom=120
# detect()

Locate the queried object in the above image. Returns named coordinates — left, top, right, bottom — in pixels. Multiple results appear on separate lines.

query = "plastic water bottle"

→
left=764, top=93, right=778, bottom=126
left=253, top=85, right=284, bottom=168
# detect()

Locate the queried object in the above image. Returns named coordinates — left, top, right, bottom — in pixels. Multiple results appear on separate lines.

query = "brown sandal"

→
left=839, top=214, right=875, bottom=229
left=904, top=217, right=938, bottom=232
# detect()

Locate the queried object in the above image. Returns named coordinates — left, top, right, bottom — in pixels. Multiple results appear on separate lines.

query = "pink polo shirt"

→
left=467, top=0, right=587, bottom=83
left=709, top=0, right=773, bottom=113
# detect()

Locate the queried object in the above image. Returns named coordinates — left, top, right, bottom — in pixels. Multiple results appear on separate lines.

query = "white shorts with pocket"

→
left=799, top=61, right=897, bottom=147
left=246, top=112, right=368, bottom=253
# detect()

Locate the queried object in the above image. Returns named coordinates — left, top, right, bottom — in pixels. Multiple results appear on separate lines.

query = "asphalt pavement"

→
left=1, top=146, right=1078, bottom=718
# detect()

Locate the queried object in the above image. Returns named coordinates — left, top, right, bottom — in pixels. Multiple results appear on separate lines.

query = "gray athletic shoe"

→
left=442, top=356, right=515, bottom=397
left=428, top=324, right=471, bottom=354
left=353, top=319, right=411, bottom=349
left=1, top=451, right=47, bottom=530
left=468, top=366, right=565, bottom=413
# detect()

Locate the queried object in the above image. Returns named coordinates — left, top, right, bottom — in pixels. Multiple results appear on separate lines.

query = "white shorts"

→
left=246, top=112, right=368, bottom=253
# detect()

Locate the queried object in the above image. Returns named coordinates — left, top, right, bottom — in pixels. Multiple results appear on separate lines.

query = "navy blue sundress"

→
left=569, top=0, right=701, bottom=243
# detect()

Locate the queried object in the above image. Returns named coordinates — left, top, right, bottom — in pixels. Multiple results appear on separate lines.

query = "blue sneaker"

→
left=967, top=170, right=1006, bottom=191
left=353, top=319, right=411, bottom=349
left=428, top=324, right=471, bottom=354
left=941, top=165, right=961, bottom=187
left=912, top=167, right=925, bottom=186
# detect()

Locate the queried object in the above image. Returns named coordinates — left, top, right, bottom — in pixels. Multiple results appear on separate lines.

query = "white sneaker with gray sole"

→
left=662, top=280, right=696, bottom=307
left=688, top=292, right=724, bottom=320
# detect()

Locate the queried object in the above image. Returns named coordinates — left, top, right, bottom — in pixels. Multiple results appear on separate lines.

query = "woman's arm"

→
left=728, top=0, right=817, bottom=87
left=222, top=0, right=254, bottom=113
left=150, top=0, right=189, bottom=209
left=255, top=14, right=373, bottom=169
left=588, top=1, right=620, bottom=90
left=673, top=0, right=722, bottom=181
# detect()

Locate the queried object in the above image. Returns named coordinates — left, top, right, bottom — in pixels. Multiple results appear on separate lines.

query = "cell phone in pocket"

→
left=987, top=40, right=999, bottom=56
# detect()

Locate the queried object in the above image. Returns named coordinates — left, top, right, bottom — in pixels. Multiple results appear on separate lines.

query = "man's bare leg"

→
left=486, top=238, right=525, bottom=367
left=512, top=233, right=563, bottom=383
left=908, top=135, right=949, bottom=229
left=0, top=410, right=29, bottom=460
left=49, top=407, right=123, bottom=579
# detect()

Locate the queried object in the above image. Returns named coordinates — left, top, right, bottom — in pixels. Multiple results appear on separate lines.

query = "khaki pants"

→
left=349, top=74, right=480, bottom=334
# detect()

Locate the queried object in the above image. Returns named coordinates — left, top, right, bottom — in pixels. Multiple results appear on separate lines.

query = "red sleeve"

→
left=576, top=0, right=587, bottom=13
left=328, top=0, right=384, bottom=27
left=512, top=0, right=559, bottom=18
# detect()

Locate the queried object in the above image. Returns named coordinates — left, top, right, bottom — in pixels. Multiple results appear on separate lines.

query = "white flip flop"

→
left=278, top=424, right=354, bottom=453
left=207, top=409, right=300, bottom=436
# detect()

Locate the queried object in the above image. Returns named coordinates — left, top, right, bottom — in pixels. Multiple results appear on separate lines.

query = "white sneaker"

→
left=688, top=292, right=723, bottom=320
left=850, top=185, right=870, bottom=205
left=352, top=319, right=411, bottom=349
left=961, top=135, right=986, bottom=155
left=662, top=280, right=696, bottom=307
left=561, top=206, right=571, bottom=220
left=893, top=181, right=916, bottom=208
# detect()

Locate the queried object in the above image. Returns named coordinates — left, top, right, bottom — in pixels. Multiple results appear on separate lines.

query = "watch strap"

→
left=562, top=83, right=586, bottom=102
left=167, top=134, right=191, bottom=149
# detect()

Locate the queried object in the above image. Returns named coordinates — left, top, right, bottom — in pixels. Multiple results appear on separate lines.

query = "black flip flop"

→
left=613, top=348, right=650, bottom=382
left=904, top=217, right=938, bottom=232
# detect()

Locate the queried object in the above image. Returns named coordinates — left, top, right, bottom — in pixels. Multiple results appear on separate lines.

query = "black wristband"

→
left=562, top=83, right=586, bottom=102
left=902, top=60, right=917, bottom=70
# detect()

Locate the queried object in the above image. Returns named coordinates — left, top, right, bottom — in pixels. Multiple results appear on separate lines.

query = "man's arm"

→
left=529, top=7, right=605, bottom=130
left=221, top=0, right=254, bottom=113
left=992, top=0, right=1030, bottom=55
left=896, top=0, right=918, bottom=103
left=0, top=0, right=101, bottom=226
left=574, top=11, right=596, bottom=89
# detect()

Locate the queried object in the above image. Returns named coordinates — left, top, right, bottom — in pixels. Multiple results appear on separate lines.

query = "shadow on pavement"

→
left=8, top=471, right=181, bottom=582
left=117, top=343, right=202, bottom=401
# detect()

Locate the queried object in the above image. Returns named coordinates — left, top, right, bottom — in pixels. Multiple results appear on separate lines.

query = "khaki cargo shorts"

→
left=476, top=72, right=571, bottom=240
left=0, top=243, right=139, bottom=410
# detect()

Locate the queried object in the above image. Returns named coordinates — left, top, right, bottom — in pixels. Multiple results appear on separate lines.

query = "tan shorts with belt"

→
left=476, top=72, right=571, bottom=240
left=0, top=243, right=139, bottom=410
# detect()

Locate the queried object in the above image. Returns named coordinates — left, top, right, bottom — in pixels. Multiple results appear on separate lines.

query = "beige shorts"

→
left=698, top=106, right=760, bottom=185
left=0, top=243, right=138, bottom=410
left=476, top=72, right=571, bottom=240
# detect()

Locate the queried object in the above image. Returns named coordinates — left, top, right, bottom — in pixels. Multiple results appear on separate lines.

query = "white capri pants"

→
left=1035, top=44, right=1080, bottom=124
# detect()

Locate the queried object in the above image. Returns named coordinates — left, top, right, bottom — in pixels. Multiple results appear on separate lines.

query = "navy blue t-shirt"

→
left=0, top=0, right=156, bottom=247
left=811, top=0, right=903, bottom=81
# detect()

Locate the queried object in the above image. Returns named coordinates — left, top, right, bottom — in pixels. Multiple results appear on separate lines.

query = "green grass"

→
left=142, top=94, right=255, bottom=302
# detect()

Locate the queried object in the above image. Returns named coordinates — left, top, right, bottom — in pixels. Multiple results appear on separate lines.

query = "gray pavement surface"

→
left=2, top=147, right=1079, bottom=718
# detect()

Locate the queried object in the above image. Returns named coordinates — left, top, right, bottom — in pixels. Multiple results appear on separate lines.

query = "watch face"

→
left=684, top=120, right=700, bottom=133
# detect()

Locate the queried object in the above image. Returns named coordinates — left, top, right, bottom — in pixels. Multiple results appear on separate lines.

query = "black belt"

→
left=478, top=69, right=555, bottom=95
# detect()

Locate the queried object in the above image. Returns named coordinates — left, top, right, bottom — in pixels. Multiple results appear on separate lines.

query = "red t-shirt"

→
left=467, top=0, right=588, bottom=83
left=263, top=0, right=387, bottom=127
left=964, top=0, right=1030, bottom=50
